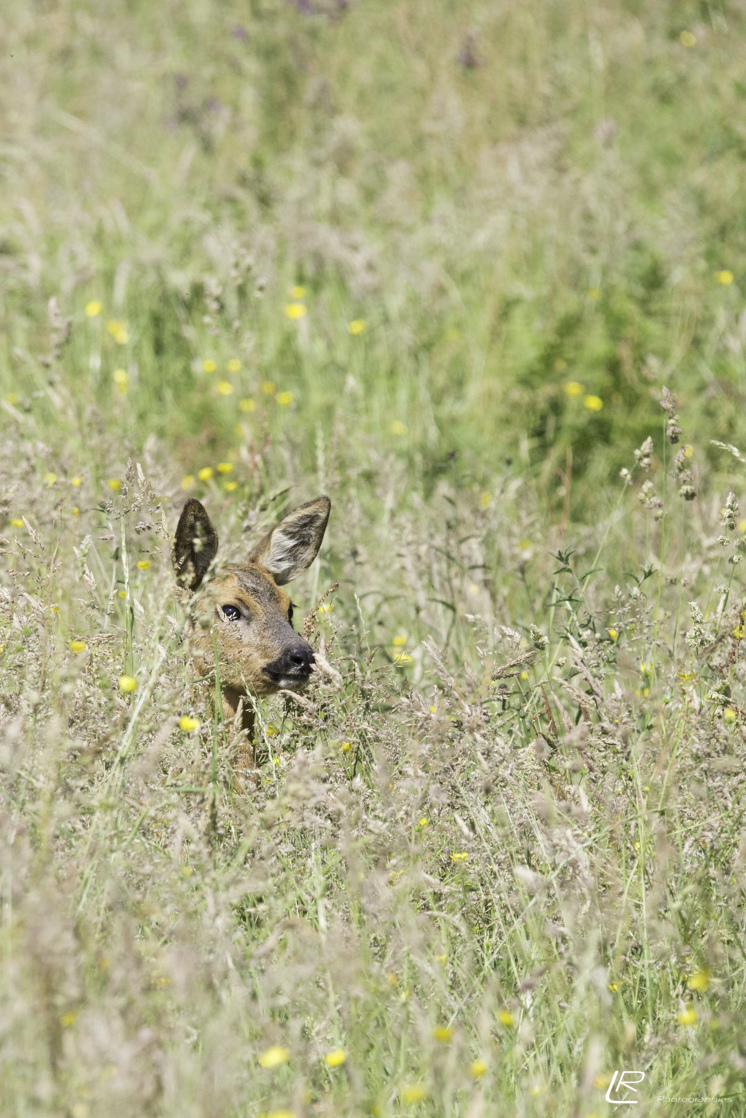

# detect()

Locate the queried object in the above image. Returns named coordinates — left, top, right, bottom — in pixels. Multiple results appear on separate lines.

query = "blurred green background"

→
left=2, top=0, right=745, bottom=519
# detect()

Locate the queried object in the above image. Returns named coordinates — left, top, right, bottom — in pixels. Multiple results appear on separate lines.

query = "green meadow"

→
left=1, top=2, right=746, bottom=1115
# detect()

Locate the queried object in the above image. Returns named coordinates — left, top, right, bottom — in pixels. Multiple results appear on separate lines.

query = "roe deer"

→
left=173, top=495, right=331, bottom=756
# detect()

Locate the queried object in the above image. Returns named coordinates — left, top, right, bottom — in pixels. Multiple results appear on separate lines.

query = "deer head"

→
left=173, top=495, right=331, bottom=729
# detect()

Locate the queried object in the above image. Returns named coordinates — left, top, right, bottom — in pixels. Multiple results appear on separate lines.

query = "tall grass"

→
left=1, top=2, right=746, bottom=1115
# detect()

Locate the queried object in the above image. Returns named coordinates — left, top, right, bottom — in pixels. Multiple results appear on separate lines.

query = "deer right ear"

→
left=248, top=495, right=330, bottom=585
left=173, top=499, right=219, bottom=591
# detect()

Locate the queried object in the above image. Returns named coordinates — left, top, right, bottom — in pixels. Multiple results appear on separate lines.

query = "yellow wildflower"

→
left=118, top=676, right=137, bottom=693
left=716, top=270, right=734, bottom=285
left=291, top=285, right=305, bottom=299
left=113, top=368, right=128, bottom=394
left=216, top=462, right=233, bottom=474
left=258, top=1045, right=289, bottom=1069
left=680, top=30, right=696, bottom=47
left=136, top=560, right=150, bottom=570
left=419, top=817, right=428, bottom=827
left=497, top=1010, right=514, bottom=1025
left=10, top=518, right=24, bottom=528
left=678, top=1006, right=697, bottom=1026
left=451, top=852, right=469, bottom=863
left=724, top=709, right=736, bottom=722
left=60, top=1012, right=77, bottom=1027
left=181, top=475, right=195, bottom=490
left=479, top=491, right=491, bottom=509
left=217, top=380, right=234, bottom=395
left=607, top=628, right=618, bottom=641
left=435, top=954, right=446, bottom=964
left=71, top=476, right=83, bottom=486
left=226, top=358, right=241, bottom=372
left=72, top=507, right=79, bottom=517
left=5, top=393, right=18, bottom=404
left=390, top=420, right=408, bottom=436
left=564, top=381, right=584, bottom=397
left=323, top=1048, right=347, bottom=1067
left=84, top=300, right=102, bottom=317
left=433, top=1026, right=452, bottom=1042
left=106, top=321, right=129, bottom=345
left=687, top=970, right=711, bottom=992
left=348, top=319, right=366, bottom=335
left=179, top=716, right=201, bottom=732
left=239, top=398, right=256, bottom=412
left=285, top=303, right=307, bottom=320
left=108, top=479, right=121, bottom=490
left=393, top=652, right=413, bottom=664
left=583, top=395, right=603, bottom=411
left=224, top=480, right=238, bottom=492
left=44, top=472, right=57, bottom=486
left=392, top=634, right=407, bottom=647
left=588, top=286, right=601, bottom=300
left=277, top=391, right=294, bottom=406
left=69, top=641, right=86, bottom=653
left=401, top=1085, right=428, bottom=1103
left=203, top=359, right=217, bottom=373
left=261, top=380, right=276, bottom=395
left=469, top=1060, right=487, bottom=1079
left=340, top=742, right=351, bottom=754
left=198, top=467, right=213, bottom=482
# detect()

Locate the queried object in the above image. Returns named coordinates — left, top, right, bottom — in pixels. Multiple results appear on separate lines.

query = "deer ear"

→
left=249, top=496, right=330, bottom=585
left=173, top=499, right=219, bottom=590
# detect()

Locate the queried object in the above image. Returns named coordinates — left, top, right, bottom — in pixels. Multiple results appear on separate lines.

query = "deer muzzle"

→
left=262, top=638, right=316, bottom=689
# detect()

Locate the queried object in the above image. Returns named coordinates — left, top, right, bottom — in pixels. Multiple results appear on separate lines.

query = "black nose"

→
left=287, top=646, right=314, bottom=670
left=262, top=641, right=315, bottom=683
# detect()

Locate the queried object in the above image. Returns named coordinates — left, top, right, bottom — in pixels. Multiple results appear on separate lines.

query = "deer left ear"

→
left=173, top=499, right=219, bottom=590
left=249, top=495, right=331, bottom=585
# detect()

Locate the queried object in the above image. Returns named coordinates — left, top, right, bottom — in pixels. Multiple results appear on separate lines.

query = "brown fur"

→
left=173, top=496, right=331, bottom=764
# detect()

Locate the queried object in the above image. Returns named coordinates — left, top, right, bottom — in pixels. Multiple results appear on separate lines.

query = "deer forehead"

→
left=213, top=566, right=291, bottom=614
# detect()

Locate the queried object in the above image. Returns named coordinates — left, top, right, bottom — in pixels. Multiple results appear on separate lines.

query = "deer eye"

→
left=221, top=605, right=241, bottom=621
left=288, top=603, right=294, bottom=625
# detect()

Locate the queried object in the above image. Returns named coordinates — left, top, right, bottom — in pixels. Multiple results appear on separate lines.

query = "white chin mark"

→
left=277, top=677, right=307, bottom=691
